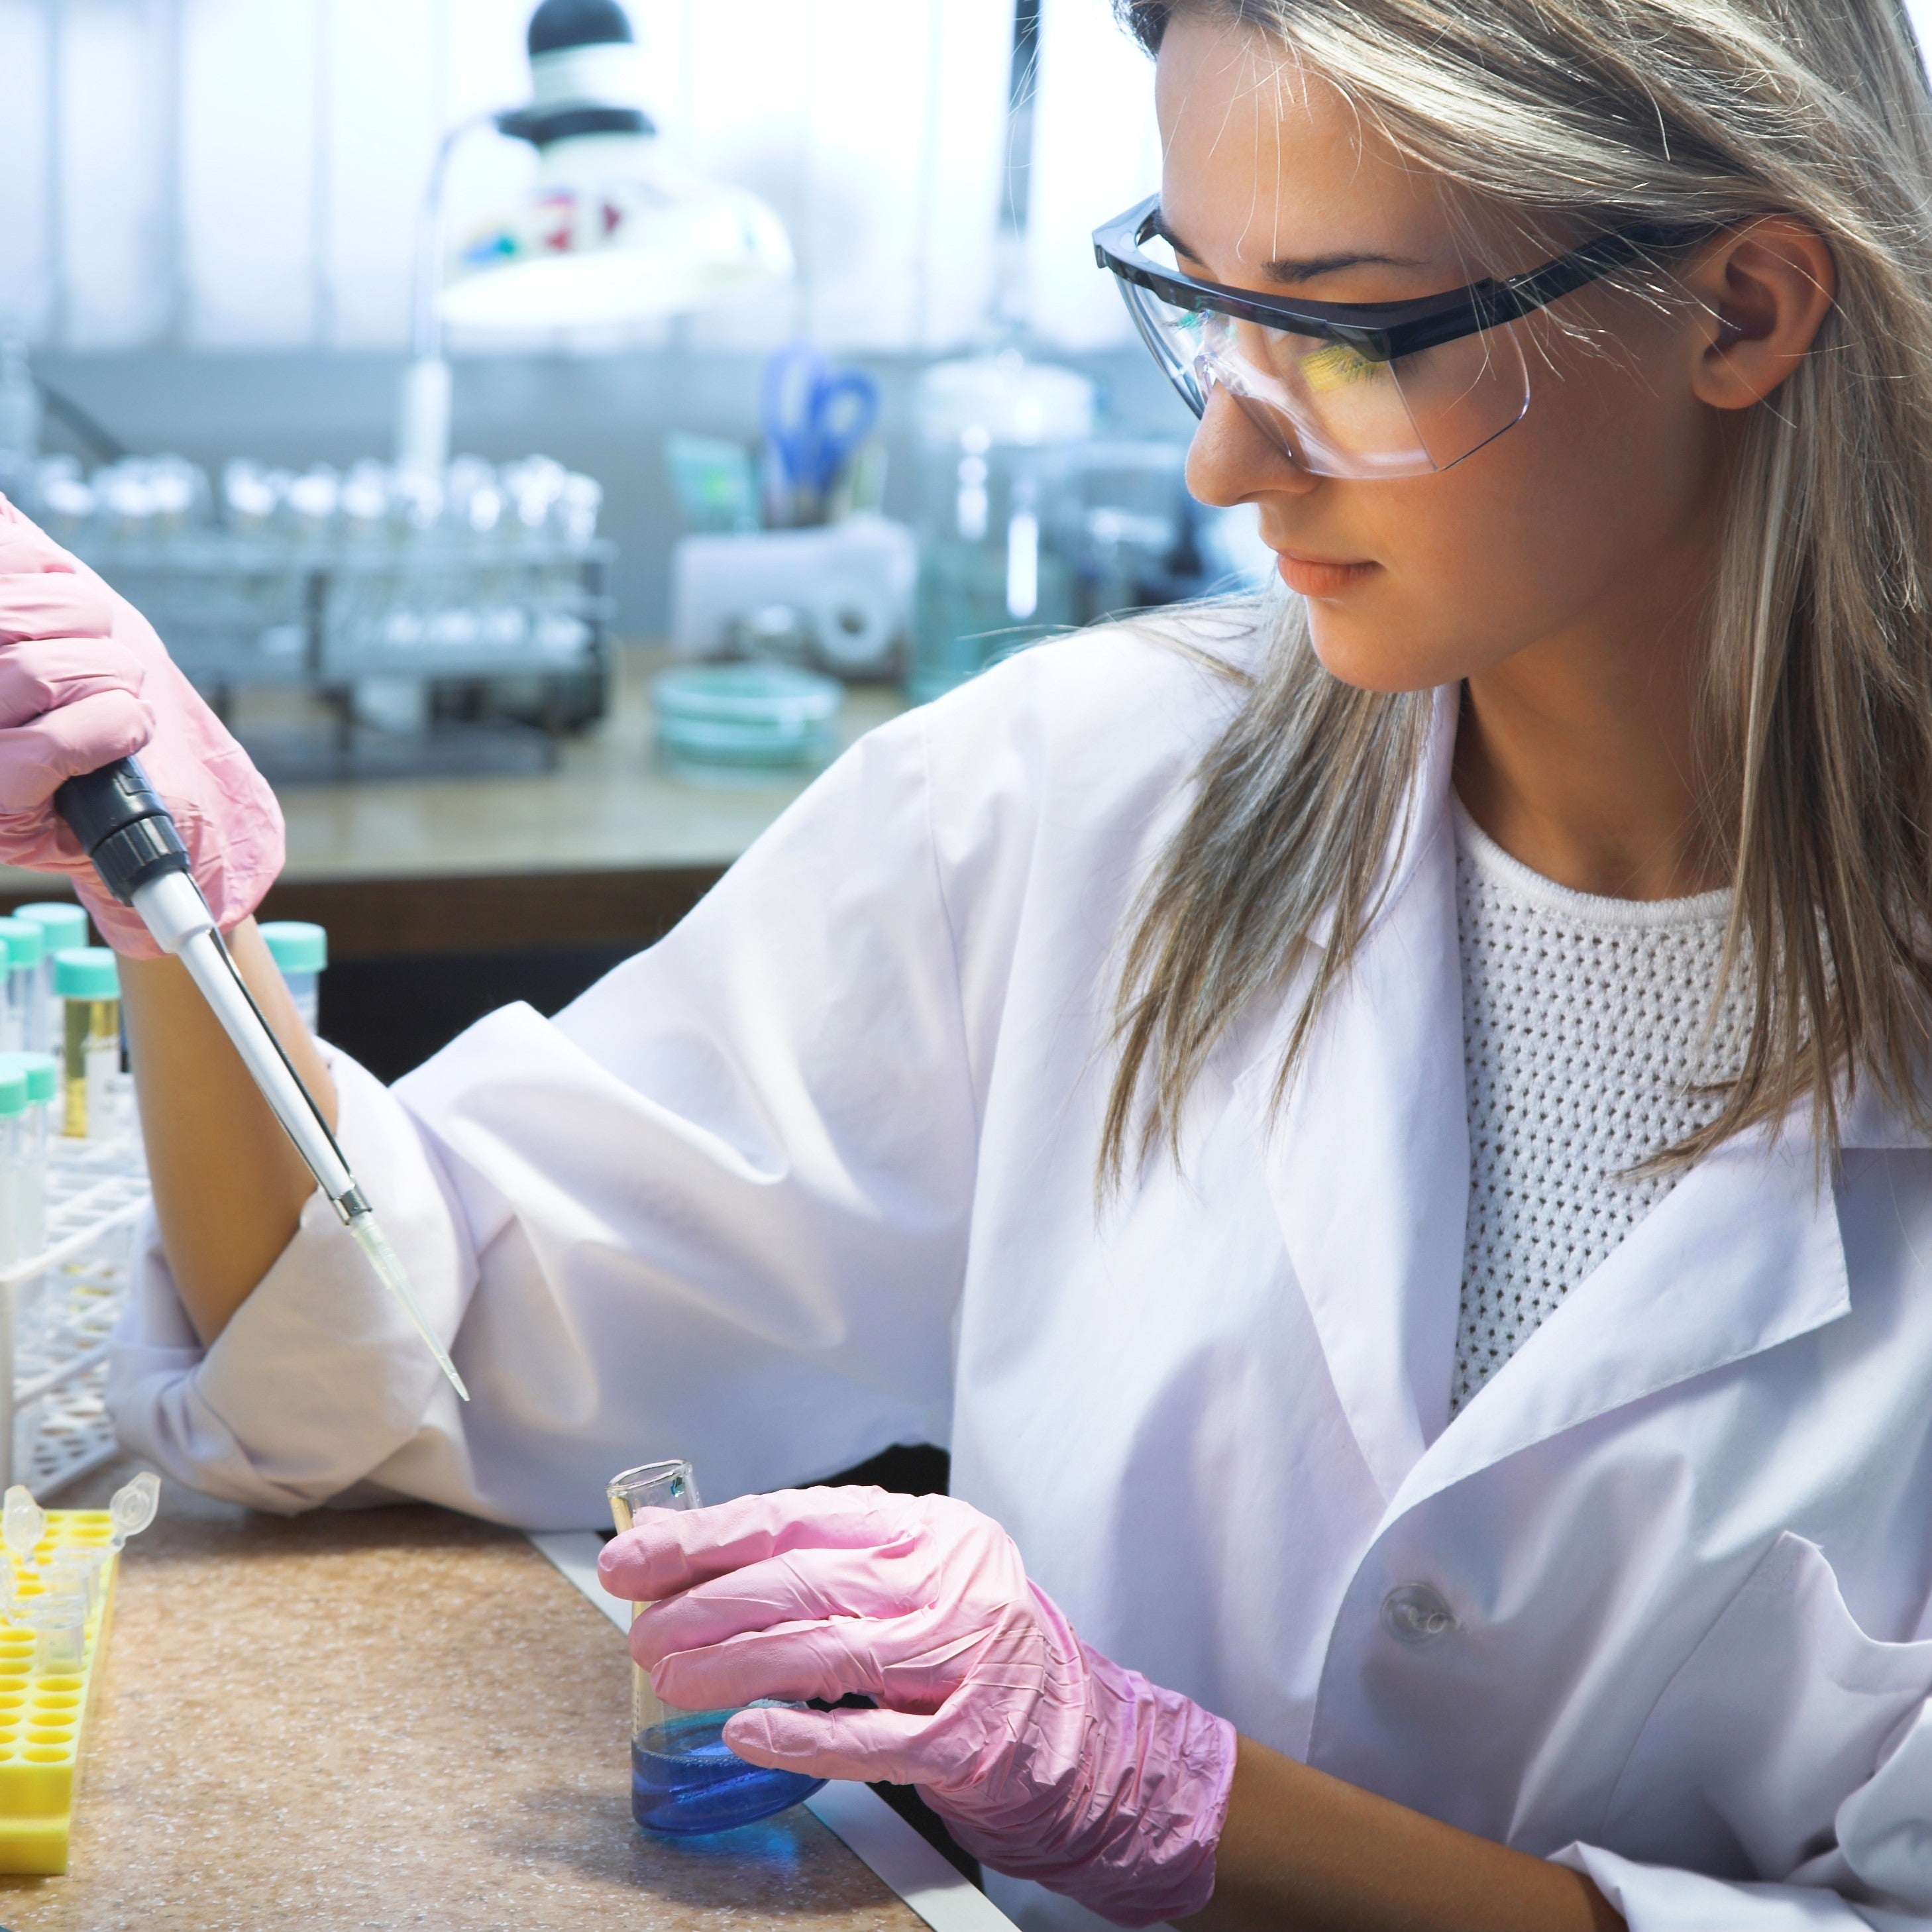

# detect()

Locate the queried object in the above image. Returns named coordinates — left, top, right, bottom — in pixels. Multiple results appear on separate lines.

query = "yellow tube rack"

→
left=0, top=1510, right=117, bottom=1875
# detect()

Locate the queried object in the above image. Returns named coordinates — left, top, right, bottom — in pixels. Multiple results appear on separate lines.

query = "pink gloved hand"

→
left=598, top=1485, right=1237, bottom=1928
left=0, top=496, right=283, bottom=957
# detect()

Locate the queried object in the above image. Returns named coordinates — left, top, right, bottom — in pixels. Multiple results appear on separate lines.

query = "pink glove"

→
left=0, top=495, right=283, bottom=957
left=598, top=1486, right=1237, bottom=1927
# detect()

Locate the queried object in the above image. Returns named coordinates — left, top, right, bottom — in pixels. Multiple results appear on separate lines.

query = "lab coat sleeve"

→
left=106, top=691, right=998, bottom=1525
left=1552, top=1844, right=1929, bottom=1930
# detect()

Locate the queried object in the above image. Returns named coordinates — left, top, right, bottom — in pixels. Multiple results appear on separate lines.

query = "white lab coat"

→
left=108, top=616, right=1932, bottom=1932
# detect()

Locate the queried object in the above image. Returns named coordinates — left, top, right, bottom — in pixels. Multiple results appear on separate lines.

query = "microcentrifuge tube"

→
left=107, top=1471, right=160, bottom=1550
left=25, top=1599, right=84, bottom=1676
left=3, top=1486, right=44, bottom=1574
left=45, top=1548, right=105, bottom=1619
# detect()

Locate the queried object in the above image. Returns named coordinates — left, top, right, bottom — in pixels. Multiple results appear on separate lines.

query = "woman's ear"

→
left=1683, top=217, right=1837, bottom=411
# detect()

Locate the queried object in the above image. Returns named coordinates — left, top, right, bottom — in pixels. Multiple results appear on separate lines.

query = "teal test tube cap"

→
left=0, top=1061, right=29, bottom=1118
left=52, top=949, right=119, bottom=1002
left=10, top=1054, right=55, bottom=1106
left=258, top=922, right=327, bottom=975
left=0, top=920, right=43, bottom=971
left=13, top=904, right=87, bottom=955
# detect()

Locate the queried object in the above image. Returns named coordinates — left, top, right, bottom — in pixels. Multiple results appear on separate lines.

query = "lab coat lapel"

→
left=1385, top=1112, right=1851, bottom=1521
left=1240, top=687, right=1466, bottom=1500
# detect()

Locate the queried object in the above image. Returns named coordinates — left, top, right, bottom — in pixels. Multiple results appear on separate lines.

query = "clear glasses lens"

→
left=1122, top=280, right=1530, bottom=478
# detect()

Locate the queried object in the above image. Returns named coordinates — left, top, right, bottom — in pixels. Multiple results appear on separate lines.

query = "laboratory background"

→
left=0, top=0, right=1266, bottom=1923
left=0, top=1, right=1905, bottom=1926
left=0, top=0, right=1282, bottom=1072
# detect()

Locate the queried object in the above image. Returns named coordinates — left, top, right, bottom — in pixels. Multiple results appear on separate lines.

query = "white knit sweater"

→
left=1451, top=801, right=1745, bottom=1410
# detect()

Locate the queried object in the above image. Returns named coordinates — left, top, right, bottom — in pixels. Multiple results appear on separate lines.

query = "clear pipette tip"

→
left=347, top=1210, right=471, bottom=1402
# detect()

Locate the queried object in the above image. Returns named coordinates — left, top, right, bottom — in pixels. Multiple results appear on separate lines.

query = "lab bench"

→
left=0, top=1455, right=969, bottom=1931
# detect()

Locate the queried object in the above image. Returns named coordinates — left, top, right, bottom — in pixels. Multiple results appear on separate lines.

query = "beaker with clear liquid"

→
left=606, top=1459, right=826, bottom=1836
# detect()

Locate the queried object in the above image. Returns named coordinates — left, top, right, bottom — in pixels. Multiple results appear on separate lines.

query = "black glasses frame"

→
left=1092, top=194, right=1699, bottom=366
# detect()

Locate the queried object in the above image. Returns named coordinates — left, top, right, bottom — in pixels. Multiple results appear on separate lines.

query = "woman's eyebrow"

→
left=1154, top=210, right=1426, bottom=284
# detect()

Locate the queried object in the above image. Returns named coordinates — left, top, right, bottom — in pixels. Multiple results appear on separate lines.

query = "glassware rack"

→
left=0, top=1134, right=148, bottom=1496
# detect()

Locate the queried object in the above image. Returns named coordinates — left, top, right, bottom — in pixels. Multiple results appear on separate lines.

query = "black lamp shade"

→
left=527, top=0, right=635, bottom=57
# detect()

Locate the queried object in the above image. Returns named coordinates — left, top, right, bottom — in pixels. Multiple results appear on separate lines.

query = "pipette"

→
left=53, top=760, right=470, bottom=1401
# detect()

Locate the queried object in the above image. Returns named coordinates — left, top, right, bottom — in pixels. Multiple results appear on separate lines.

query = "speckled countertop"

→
left=0, top=1459, right=924, bottom=1932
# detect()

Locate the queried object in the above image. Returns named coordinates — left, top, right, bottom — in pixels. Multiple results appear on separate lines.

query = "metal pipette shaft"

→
left=52, top=759, right=469, bottom=1400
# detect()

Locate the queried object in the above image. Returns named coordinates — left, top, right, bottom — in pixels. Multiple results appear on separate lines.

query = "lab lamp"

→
left=396, top=0, right=794, bottom=474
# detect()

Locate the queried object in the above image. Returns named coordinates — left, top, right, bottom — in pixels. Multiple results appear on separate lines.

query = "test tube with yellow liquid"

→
left=51, top=952, right=119, bottom=1142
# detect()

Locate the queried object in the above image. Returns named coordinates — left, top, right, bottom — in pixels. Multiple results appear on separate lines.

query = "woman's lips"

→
left=1276, top=551, right=1376, bottom=598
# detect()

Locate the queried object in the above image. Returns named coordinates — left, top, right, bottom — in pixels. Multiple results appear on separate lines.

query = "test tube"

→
left=52, top=949, right=119, bottom=1142
left=0, top=922, right=41, bottom=1059
left=3, top=1055, right=52, bottom=1364
left=0, top=928, right=15, bottom=1053
left=258, top=921, right=327, bottom=1032
left=0, top=1061, right=27, bottom=1271
left=9, top=1056, right=51, bottom=1266
left=13, top=904, right=87, bottom=1059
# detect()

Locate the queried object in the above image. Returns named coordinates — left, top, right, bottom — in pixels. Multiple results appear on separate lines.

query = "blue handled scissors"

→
left=762, top=342, right=881, bottom=503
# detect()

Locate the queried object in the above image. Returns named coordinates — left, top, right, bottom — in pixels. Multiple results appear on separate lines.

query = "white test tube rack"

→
left=0, top=1132, right=149, bottom=1496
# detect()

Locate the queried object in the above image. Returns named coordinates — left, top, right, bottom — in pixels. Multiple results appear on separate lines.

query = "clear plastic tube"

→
left=14, top=1063, right=48, bottom=1263
left=0, top=923, right=41, bottom=1059
left=5, top=964, right=28, bottom=1056
left=283, top=969, right=318, bottom=1032
left=0, top=1114, right=19, bottom=1271
left=60, top=996, right=119, bottom=1142
left=260, top=922, right=327, bottom=1034
left=15, top=906, right=86, bottom=1059
left=8, top=1057, right=54, bottom=1362
left=347, top=1213, right=469, bottom=1401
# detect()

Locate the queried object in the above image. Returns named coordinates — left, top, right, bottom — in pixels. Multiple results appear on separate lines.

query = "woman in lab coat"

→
left=3, top=0, right=1931, bottom=1924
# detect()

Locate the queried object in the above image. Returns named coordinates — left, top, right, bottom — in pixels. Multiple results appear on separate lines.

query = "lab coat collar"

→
left=1240, top=682, right=1856, bottom=1504
left=1238, top=683, right=1465, bottom=1499
left=1385, top=1120, right=1850, bottom=1522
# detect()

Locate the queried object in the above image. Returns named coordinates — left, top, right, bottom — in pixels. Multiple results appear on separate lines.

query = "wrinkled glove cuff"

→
left=935, top=1590, right=1238, bottom=1927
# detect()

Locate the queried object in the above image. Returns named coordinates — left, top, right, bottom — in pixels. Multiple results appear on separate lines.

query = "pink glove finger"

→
left=629, top=1545, right=932, bottom=1664
left=648, top=1609, right=975, bottom=1715
left=652, top=1621, right=896, bottom=1711
left=598, top=1485, right=914, bottom=1602
left=720, top=1702, right=937, bottom=1785
left=0, top=501, right=284, bottom=944
left=0, top=690, right=156, bottom=814
left=0, top=572, right=115, bottom=646
left=0, top=635, right=145, bottom=731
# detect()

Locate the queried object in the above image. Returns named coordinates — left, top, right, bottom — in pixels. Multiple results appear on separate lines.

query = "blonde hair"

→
left=1102, top=0, right=1932, bottom=1189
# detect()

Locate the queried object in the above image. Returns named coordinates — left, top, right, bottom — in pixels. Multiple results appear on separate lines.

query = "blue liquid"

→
left=631, top=1713, right=826, bottom=1836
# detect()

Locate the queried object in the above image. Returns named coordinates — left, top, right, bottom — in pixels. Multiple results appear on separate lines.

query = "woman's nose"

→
left=1185, top=384, right=1319, bottom=506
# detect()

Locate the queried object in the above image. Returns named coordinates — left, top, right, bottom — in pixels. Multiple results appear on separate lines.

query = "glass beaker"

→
left=607, top=1460, right=826, bottom=1836
left=908, top=349, right=1093, bottom=704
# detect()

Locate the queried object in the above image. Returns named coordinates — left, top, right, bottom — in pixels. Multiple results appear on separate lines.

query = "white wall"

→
left=1026, top=0, right=1161, bottom=352
left=0, top=0, right=1022, bottom=355
left=9, top=3, right=1932, bottom=360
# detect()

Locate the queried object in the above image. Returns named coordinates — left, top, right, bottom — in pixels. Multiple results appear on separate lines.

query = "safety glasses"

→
left=1093, top=195, right=1685, bottom=478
